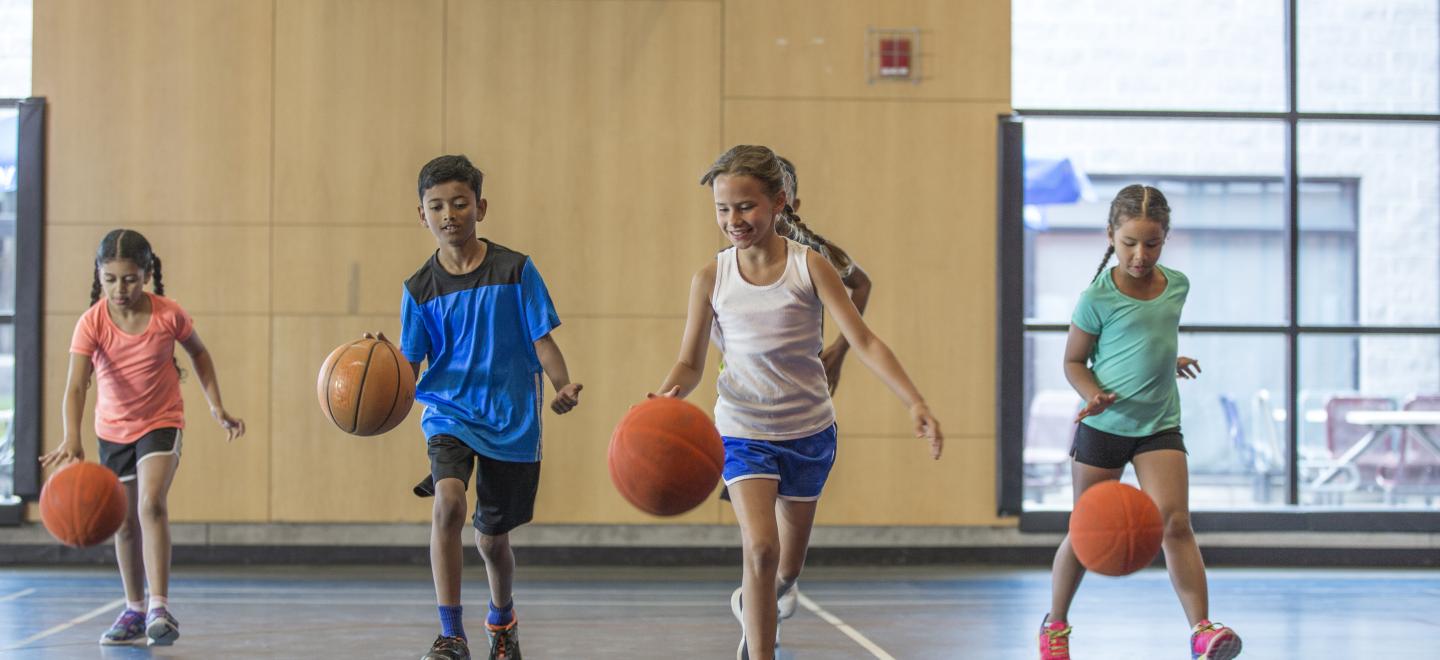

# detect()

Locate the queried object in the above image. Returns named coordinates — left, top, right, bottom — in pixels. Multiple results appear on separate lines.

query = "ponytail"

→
left=1092, top=245, right=1115, bottom=282
left=151, top=254, right=165, bottom=297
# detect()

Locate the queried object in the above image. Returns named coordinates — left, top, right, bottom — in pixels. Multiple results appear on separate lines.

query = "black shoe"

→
left=422, top=635, right=470, bottom=660
left=486, top=619, right=522, bottom=660
left=415, top=474, right=436, bottom=497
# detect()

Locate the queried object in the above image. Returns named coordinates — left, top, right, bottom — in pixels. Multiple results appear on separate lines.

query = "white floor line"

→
left=3, top=597, right=125, bottom=650
left=797, top=593, right=896, bottom=660
left=0, top=588, right=36, bottom=602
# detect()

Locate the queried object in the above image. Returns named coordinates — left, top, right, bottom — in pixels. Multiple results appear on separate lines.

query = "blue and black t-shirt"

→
left=400, top=239, right=560, bottom=462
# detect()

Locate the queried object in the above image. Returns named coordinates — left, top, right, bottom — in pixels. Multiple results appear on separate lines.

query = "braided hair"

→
left=775, top=156, right=854, bottom=277
left=1093, top=184, right=1171, bottom=281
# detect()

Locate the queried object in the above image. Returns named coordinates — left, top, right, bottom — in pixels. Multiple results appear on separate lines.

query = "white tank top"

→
left=710, top=239, right=836, bottom=440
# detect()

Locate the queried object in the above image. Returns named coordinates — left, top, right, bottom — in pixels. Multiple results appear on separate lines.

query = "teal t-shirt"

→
left=1070, top=264, right=1188, bottom=437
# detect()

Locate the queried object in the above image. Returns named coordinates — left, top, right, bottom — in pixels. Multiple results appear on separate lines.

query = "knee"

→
left=743, top=537, right=780, bottom=573
left=431, top=494, right=467, bottom=531
left=1162, top=511, right=1195, bottom=543
left=476, top=532, right=509, bottom=560
left=137, top=495, right=167, bottom=524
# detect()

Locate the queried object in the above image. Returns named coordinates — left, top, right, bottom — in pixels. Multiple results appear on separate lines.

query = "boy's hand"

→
left=39, top=441, right=84, bottom=469
left=820, top=343, right=847, bottom=394
left=647, top=386, right=681, bottom=399
left=1075, top=392, right=1119, bottom=422
left=1176, top=356, right=1201, bottom=379
left=910, top=402, right=943, bottom=460
left=362, top=331, right=392, bottom=344
left=551, top=383, right=583, bottom=414
left=212, top=407, right=247, bottom=442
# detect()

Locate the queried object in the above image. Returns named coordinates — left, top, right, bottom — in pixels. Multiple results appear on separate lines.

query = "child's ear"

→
left=475, top=198, right=488, bottom=222
left=417, top=205, right=427, bottom=226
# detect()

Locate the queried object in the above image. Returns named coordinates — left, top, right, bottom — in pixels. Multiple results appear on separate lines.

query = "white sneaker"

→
left=731, top=586, right=748, bottom=658
left=777, top=580, right=799, bottom=620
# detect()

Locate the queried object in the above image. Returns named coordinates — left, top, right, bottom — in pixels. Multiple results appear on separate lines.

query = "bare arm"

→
left=180, top=331, right=246, bottom=441
left=39, top=353, right=94, bottom=468
left=821, top=263, right=872, bottom=392
left=534, top=332, right=582, bottom=414
left=808, top=250, right=941, bottom=458
left=655, top=263, right=717, bottom=399
left=1063, top=324, right=1116, bottom=421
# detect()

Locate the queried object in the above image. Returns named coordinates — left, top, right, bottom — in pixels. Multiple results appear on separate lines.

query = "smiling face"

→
left=98, top=258, right=149, bottom=309
left=1109, top=215, right=1168, bottom=280
left=713, top=173, right=785, bottom=250
left=418, top=180, right=486, bottom=247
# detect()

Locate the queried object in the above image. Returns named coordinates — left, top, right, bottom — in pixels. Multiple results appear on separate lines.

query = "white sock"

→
left=148, top=595, right=168, bottom=612
left=127, top=600, right=145, bottom=613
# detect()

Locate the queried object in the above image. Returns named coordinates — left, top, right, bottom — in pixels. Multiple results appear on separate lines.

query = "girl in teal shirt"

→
left=1038, top=185, right=1243, bottom=660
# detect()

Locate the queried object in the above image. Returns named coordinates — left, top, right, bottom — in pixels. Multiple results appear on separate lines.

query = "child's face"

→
left=98, top=258, right=149, bottom=309
left=418, top=180, right=486, bottom=247
left=713, top=174, right=785, bottom=249
left=1110, top=215, right=1167, bottom=280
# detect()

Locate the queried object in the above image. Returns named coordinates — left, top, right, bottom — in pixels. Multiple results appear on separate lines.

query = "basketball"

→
left=608, top=397, right=725, bottom=516
left=1068, top=480, right=1164, bottom=576
left=317, top=336, right=416, bottom=436
left=39, top=461, right=128, bottom=548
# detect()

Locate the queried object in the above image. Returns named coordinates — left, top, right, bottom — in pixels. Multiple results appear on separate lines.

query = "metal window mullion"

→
left=1284, top=0, right=1302, bottom=507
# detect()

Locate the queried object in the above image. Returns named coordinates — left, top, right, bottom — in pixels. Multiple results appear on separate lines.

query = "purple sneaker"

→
left=145, top=607, right=180, bottom=646
left=99, top=609, right=146, bottom=645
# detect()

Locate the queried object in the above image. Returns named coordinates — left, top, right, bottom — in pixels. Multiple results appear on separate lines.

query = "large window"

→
left=0, top=0, right=31, bottom=517
left=1002, top=0, right=1440, bottom=520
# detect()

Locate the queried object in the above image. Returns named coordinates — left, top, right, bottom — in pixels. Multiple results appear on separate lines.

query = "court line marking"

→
left=3, top=597, right=125, bottom=650
left=0, top=588, right=36, bottom=602
left=797, top=593, right=896, bottom=660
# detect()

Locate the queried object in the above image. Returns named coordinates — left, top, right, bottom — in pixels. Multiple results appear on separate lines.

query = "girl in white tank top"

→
left=652, top=145, right=943, bottom=660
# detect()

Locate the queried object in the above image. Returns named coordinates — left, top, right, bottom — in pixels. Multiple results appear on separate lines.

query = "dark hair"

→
left=91, top=229, right=164, bottom=305
left=775, top=155, right=854, bottom=277
left=701, top=146, right=854, bottom=275
left=418, top=154, right=484, bottom=201
left=1093, top=184, right=1172, bottom=281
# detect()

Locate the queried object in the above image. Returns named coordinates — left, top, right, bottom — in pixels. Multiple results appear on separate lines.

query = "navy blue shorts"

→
left=722, top=424, right=837, bottom=501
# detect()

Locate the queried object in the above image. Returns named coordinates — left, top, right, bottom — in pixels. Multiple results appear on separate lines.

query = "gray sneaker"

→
left=99, top=609, right=145, bottom=645
left=422, top=634, right=470, bottom=660
left=144, top=607, right=179, bottom=647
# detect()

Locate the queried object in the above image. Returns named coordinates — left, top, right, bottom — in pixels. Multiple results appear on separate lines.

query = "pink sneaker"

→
left=1039, top=617, right=1072, bottom=659
left=1190, top=620, right=1242, bottom=659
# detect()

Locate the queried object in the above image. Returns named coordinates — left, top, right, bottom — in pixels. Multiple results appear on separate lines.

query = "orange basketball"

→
left=317, top=336, right=416, bottom=436
left=39, top=461, right=128, bottom=548
left=1068, top=480, right=1164, bottom=576
left=608, top=397, right=725, bottom=516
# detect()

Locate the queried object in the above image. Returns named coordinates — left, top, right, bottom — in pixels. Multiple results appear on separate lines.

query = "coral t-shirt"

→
left=69, top=293, right=194, bottom=444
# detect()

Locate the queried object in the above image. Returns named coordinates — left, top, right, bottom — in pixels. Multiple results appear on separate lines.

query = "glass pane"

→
left=1299, top=0, right=1440, bottom=113
left=1, top=106, right=14, bottom=315
left=1023, top=118, right=1286, bottom=325
left=1300, top=122, right=1440, bottom=326
left=1022, top=331, right=1289, bottom=510
left=1013, top=0, right=1285, bottom=111
left=0, top=324, right=13, bottom=505
left=1299, top=334, right=1440, bottom=509
left=0, top=0, right=31, bottom=98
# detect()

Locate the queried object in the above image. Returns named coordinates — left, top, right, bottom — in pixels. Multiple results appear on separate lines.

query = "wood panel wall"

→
left=31, top=0, right=1010, bottom=526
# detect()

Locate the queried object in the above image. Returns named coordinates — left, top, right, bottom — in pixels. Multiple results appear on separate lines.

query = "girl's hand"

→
left=1176, top=356, right=1201, bottom=379
left=212, top=408, right=246, bottom=442
left=820, top=343, right=847, bottom=394
left=647, top=386, right=681, bottom=399
left=910, top=402, right=943, bottom=460
left=39, top=442, right=84, bottom=469
left=551, top=383, right=583, bottom=414
left=1075, top=392, right=1119, bottom=422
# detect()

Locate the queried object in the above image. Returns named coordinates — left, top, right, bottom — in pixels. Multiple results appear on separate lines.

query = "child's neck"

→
left=736, top=233, right=787, bottom=265
left=437, top=237, right=487, bottom=275
left=1111, top=265, right=1166, bottom=300
left=107, top=293, right=152, bottom=327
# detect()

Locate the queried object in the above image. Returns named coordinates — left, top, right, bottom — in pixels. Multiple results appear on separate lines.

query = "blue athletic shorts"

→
left=722, top=424, right=837, bottom=501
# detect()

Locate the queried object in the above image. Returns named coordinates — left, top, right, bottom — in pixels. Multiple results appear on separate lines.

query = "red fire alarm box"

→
left=868, top=27, right=920, bottom=84
left=879, top=38, right=911, bottom=77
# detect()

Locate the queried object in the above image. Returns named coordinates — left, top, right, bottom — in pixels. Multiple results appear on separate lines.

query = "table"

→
left=1310, top=410, right=1440, bottom=487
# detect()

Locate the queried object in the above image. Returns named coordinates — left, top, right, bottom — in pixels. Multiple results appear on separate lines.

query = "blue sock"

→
left=438, top=605, right=465, bottom=640
left=487, top=600, right=514, bottom=626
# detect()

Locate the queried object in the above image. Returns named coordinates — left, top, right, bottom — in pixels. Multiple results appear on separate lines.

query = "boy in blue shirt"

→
left=402, top=155, right=582, bottom=660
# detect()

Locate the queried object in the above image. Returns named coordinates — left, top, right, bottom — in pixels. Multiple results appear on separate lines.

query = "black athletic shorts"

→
left=1070, top=423, right=1186, bottom=470
left=97, top=428, right=182, bottom=483
left=423, top=435, right=540, bottom=536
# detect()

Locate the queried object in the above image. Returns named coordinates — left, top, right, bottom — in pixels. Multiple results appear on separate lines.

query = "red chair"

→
left=1396, top=395, right=1440, bottom=497
left=1323, top=396, right=1401, bottom=494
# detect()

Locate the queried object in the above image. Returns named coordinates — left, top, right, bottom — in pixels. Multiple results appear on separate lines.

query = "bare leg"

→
left=430, top=478, right=468, bottom=607
left=475, top=530, right=515, bottom=612
left=1048, top=461, right=1124, bottom=623
left=113, top=480, right=144, bottom=605
left=1133, top=449, right=1209, bottom=626
left=775, top=497, right=818, bottom=588
left=729, top=479, right=781, bottom=660
left=134, top=454, right=179, bottom=601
